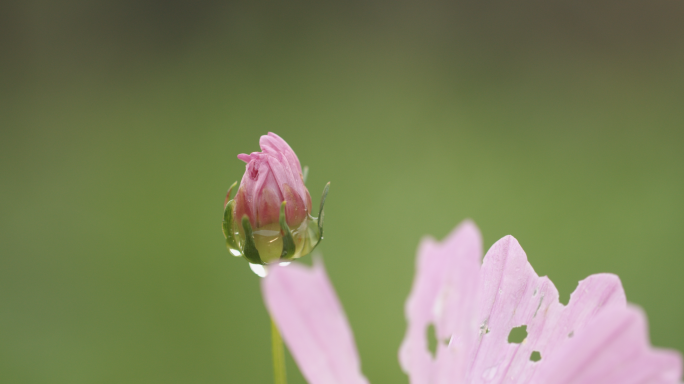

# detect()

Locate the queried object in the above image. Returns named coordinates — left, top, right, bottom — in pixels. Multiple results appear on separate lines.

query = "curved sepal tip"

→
left=223, top=199, right=241, bottom=255
left=318, top=182, right=330, bottom=236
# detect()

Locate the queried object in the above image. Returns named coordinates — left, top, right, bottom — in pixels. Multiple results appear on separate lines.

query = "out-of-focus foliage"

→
left=1, top=1, right=683, bottom=383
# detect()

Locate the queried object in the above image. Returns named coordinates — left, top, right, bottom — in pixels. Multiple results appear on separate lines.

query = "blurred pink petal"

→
left=400, top=225, right=680, bottom=384
left=261, top=260, right=369, bottom=384
left=535, top=305, right=682, bottom=384
left=466, top=236, right=627, bottom=383
left=399, top=221, right=483, bottom=384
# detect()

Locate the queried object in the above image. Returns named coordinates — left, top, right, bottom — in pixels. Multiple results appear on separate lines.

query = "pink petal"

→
left=399, top=220, right=483, bottom=384
left=262, top=260, right=369, bottom=384
left=261, top=132, right=303, bottom=180
left=265, top=155, right=308, bottom=224
left=260, top=133, right=304, bottom=193
left=262, top=137, right=308, bottom=209
left=251, top=158, right=279, bottom=222
left=237, top=153, right=252, bottom=163
left=468, top=236, right=627, bottom=384
left=534, top=305, right=682, bottom=384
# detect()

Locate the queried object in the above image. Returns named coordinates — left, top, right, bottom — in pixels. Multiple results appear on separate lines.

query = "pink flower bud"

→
left=223, top=132, right=329, bottom=268
left=234, top=132, right=312, bottom=230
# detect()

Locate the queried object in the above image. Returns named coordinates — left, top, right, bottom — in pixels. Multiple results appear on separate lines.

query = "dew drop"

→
left=252, top=225, right=283, bottom=264
left=249, top=263, right=268, bottom=277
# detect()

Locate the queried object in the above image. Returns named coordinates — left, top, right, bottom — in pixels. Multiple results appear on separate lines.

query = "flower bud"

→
left=223, top=133, right=329, bottom=266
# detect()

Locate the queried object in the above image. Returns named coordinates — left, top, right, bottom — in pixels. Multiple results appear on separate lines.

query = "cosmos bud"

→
left=223, top=133, right=329, bottom=266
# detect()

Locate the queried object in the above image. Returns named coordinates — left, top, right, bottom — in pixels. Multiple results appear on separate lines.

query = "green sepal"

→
left=317, top=182, right=330, bottom=236
left=308, top=182, right=329, bottom=255
left=226, top=181, right=237, bottom=201
left=222, top=199, right=241, bottom=255
left=279, top=202, right=296, bottom=261
left=302, top=166, right=309, bottom=184
left=241, top=216, right=264, bottom=265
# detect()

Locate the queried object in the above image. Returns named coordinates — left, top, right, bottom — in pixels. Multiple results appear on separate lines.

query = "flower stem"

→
left=271, top=317, right=287, bottom=384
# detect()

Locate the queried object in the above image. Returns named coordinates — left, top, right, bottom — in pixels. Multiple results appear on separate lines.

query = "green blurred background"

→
left=1, top=1, right=683, bottom=383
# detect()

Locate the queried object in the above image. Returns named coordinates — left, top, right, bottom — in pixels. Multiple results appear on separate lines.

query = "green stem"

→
left=271, top=317, right=287, bottom=384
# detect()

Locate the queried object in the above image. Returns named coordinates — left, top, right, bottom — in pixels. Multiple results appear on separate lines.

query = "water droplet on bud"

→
left=249, top=263, right=267, bottom=277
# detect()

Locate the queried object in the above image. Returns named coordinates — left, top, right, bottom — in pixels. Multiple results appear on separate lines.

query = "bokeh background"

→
left=2, top=1, right=683, bottom=383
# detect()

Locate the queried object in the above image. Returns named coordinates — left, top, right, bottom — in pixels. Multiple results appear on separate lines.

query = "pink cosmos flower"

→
left=262, top=221, right=682, bottom=384
left=234, top=132, right=312, bottom=230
